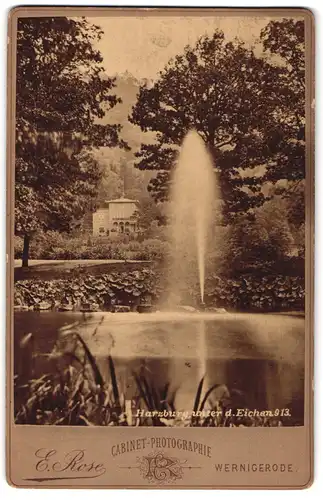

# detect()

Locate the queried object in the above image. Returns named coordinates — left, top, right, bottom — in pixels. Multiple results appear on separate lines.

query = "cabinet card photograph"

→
left=7, top=6, right=314, bottom=489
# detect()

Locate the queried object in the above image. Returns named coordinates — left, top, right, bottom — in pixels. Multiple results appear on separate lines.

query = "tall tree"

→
left=129, top=31, right=283, bottom=219
left=260, top=18, right=305, bottom=225
left=134, top=195, right=164, bottom=233
left=15, top=17, right=128, bottom=266
left=130, top=23, right=305, bottom=221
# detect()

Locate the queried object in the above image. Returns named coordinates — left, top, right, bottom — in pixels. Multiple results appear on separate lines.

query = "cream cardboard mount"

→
left=6, top=6, right=314, bottom=489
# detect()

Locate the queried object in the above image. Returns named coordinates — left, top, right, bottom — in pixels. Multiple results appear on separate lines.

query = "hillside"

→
left=93, top=72, right=156, bottom=202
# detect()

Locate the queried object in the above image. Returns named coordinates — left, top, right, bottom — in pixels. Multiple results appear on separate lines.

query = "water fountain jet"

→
left=166, top=130, right=219, bottom=307
left=56, top=132, right=304, bottom=420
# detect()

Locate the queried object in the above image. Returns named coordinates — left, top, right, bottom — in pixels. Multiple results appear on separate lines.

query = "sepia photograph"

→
left=12, top=11, right=307, bottom=429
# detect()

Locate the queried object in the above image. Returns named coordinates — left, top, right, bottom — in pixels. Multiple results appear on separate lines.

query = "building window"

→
left=99, top=227, right=105, bottom=233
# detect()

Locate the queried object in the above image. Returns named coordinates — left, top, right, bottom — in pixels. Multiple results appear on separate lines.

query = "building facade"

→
left=93, top=197, right=138, bottom=237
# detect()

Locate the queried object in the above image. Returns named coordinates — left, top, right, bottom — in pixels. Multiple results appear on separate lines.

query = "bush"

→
left=14, top=266, right=305, bottom=313
left=29, top=231, right=67, bottom=259
left=203, top=273, right=305, bottom=311
left=14, top=231, right=173, bottom=262
left=138, top=239, right=171, bottom=261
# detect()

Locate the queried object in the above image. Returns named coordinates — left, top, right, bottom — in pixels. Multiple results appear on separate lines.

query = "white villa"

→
left=92, top=196, right=138, bottom=237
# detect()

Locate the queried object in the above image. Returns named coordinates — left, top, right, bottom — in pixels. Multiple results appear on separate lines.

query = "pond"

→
left=14, top=311, right=305, bottom=425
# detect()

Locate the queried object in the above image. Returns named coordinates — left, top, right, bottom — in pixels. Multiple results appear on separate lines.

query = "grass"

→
left=15, top=318, right=285, bottom=427
left=14, top=260, right=154, bottom=283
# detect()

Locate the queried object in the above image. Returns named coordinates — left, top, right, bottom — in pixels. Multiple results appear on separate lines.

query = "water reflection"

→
left=14, top=311, right=304, bottom=424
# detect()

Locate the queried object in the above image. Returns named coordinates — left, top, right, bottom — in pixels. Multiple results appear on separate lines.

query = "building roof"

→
left=105, top=197, right=138, bottom=204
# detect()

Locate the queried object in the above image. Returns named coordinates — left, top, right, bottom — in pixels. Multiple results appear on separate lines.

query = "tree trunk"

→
left=22, top=234, right=30, bottom=268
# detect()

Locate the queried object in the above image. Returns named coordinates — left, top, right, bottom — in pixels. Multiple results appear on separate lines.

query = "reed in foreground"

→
left=15, top=320, right=285, bottom=427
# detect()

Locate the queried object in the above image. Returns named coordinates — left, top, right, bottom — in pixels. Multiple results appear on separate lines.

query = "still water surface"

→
left=14, top=311, right=304, bottom=423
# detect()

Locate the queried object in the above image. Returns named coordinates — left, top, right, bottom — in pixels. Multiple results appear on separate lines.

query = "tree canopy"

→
left=260, top=18, right=305, bottom=226
left=260, top=19, right=305, bottom=176
left=130, top=20, right=305, bottom=221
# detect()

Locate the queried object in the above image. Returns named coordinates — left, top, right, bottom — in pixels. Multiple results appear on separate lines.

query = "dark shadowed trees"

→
left=260, top=18, right=305, bottom=226
left=15, top=17, right=128, bottom=266
left=129, top=31, right=282, bottom=219
left=130, top=22, right=305, bottom=223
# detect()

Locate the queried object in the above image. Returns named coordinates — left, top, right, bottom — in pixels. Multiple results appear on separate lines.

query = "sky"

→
left=88, top=15, right=287, bottom=80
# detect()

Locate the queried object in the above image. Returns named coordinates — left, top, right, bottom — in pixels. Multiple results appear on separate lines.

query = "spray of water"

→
left=167, top=130, right=218, bottom=305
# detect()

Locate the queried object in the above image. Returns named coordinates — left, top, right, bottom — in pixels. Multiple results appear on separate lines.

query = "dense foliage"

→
left=14, top=233, right=169, bottom=261
left=15, top=17, right=128, bottom=266
left=14, top=268, right=304, bottom=312
left=130, top=19, right=305, bottom=223
left=260, top=19, right=305, bottom=188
